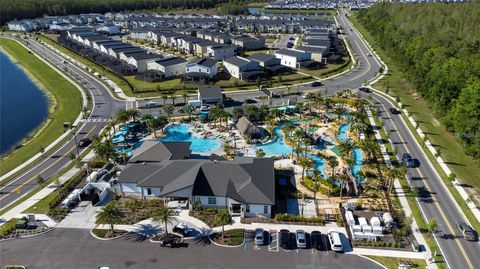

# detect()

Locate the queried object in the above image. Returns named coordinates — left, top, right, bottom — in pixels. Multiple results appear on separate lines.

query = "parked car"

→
left=255, top=228, right=265, bottom=245
left=245, top=99, right=257, bottom=104
left=279, top=229, right=290, bottom=248
left=311, top=81, right=322, bottom=87
left=367, top=53, right=372, bottom=57
left=296, top=230, right=307, bottom=249
left=402, top=153, right=415, bottom=168
left=286, top=42, right=294, bottom=48
left=78, top=137, right=92, bottom=148
left=200, top=105, right=210, bottom=111
left=310, top=231, right=323, bottom=250
left=328, top=230, right=343, bottom=252
left=289, top=37, right=295, bottom=40
left=456, top=222, right=477, bottom=241
left=358, top=87, right=370, bottom=93
left=389, top=107, right=400, bottom=114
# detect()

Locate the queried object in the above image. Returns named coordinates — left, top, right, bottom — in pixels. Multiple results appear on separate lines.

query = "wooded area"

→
left=357, top=2, right=480, bottom=159
left=0, top=0, right=235, bottom=25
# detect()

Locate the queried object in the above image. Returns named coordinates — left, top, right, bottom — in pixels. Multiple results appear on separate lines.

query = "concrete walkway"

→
left=349, top=248, right=427, bottom=259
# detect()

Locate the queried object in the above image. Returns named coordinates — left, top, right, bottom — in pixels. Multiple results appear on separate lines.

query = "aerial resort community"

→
left=1, top=0, right=479, bottom=268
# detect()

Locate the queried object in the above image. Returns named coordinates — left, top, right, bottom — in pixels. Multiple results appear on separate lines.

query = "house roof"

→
left=198, top=86, right=222, bottom=99
left=224, top=56, right=250, bottom=67
left=119, top=157, right=275, bottom=205
left=236, top=116, right=253, bottom=135
left=153, top=57, right=187, bottom=67
left=298, top=45, right=328, bottom=54
left=128, top=52, right=163, bottom=61
left=276, top=49, right=307, bottom=58
left=129, top=140, right=191, bottom=163
left=249, top=53, right=276, bottom=63
left=195, top=58, right=217, bottom=68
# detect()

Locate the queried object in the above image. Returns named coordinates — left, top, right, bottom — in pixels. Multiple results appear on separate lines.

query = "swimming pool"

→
left=336, top=123, right=364, bottom=184
left=160, top=124, right=220, bottom=153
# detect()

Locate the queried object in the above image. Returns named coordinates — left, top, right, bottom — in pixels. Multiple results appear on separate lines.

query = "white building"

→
left=223, top=56, right=261, bottom=80
left=207, top=44, right=235, bottom=61
left=275, top=49, right=312, bottom=68
left=147, top=57, right=188, bottom=78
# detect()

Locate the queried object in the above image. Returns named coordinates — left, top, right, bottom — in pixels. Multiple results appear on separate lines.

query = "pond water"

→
left=0, top=51, right=49, bottom=155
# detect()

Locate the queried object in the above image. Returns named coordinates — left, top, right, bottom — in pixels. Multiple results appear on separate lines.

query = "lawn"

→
left=0, top=37, right=82, bottom=177
left=244, top=49, right=271, bottom=56
left=23, top=191, right=58, bottom=214
left=210, top=228, right=245, bottom=246
left=299, top=55, right=351, bottom=80
left=264, top=9, right=336, bottom=16
left=349, top=13, right=480, bottom=231
left=366, top=256, right=427, bottom=269
left=0, top=218, right=18, bottom=236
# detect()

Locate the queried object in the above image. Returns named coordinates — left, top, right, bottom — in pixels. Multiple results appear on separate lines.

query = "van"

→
left=327, top=229, right=343, bottom=252
left=188, top=100, right=202, bottom=108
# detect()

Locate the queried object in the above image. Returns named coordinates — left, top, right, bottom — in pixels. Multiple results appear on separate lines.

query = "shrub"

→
left=274, top=214, right=324, bottom=224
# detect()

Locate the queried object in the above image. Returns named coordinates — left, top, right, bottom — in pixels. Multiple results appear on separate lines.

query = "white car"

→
left=200, top=105, right=210, bottom=111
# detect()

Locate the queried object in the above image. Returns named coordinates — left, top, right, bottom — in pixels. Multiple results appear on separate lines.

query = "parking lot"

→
left=1, top=229, right=382, bottom=269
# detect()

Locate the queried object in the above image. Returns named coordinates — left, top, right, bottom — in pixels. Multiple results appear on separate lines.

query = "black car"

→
left=245, top=99, right=257, bottom=104
left=358, top=87, right=370, bottom=93
left=78, top=137, right=92, bottom=148
left=402, top=153, right=415, bottom=168
left=389, top=107, right=400, bottom=114
left=456, top=222, right=477, bottom=241
left=310, top=231, right=323, bottom=250
left=311, top=81, right=322, bottom=87
left=289, top=37, right=295, bottom=40
left=286, top=42, right=294, bottom=48
left=279, top=229, right=290, bottom=248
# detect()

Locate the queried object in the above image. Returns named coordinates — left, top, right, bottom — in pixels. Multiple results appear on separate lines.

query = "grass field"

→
left=0, top=37, right=82, bottom=176
left=366, top=255, right=427, bottom=269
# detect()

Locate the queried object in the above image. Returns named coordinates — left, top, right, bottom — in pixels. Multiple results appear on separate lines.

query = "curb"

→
left=208, top=232, right=246, bottom=248
left=90, top=228, right=129, bottom=241
left=149, top=232, right=185, bottom=244
left=357, top=255, right=388, bottom=269
left=0, top=227, right=54, bottom=242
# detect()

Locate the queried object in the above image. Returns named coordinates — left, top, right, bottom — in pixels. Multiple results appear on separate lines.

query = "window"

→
left=246, top=204, right=250, bottom=213
left=208, top=197, right=216, bottom=205
left=147, top=188, right=152, bottom=195
left=264, top=206, right=268, bottom=214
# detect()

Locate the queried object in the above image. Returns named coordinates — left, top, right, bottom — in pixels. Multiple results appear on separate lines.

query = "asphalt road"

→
left=1, top=9, right=479, bottom=269
left=0, top=36, right=124, bottom=210
left=0, top=228, right=383, bottom=269
left=334, top=10, right=480, bottom=269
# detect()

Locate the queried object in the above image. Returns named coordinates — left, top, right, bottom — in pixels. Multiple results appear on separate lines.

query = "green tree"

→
left=162, top=105, right=175, bottom=121
left=215, top=209, right=232, bottom=243
left=152, top=204, right=177, bottom=234
left=96, top=202, right=125, bottom=233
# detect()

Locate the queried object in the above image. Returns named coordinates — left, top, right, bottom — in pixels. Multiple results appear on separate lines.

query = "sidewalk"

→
left=0, top=166, right=82, bottom=227
left=349, top=248, right=427, bottom=259
left=366, top=107, right=437, bottom=269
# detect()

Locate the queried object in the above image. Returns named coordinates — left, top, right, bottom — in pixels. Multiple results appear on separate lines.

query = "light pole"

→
left=71, top=131, right=80, bottom=158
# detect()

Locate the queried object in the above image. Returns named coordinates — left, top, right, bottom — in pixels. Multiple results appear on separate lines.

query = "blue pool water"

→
left=336, top=123, right=364, bottom=184
left=160, top=124, right=220, bottom=152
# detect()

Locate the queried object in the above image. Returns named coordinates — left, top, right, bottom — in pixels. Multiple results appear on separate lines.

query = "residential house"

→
left=147, top=57, right=188, bottom=78
left=108, top=46, right=143, bottom=59
left=127, top=52, right=164, bottom=72
left=297, top=46, right=328, bottom=64
left=275, top=49, right=317, bottom=69
left=184, top=58, right=219, bottom=83
left=231, top=35, right=265, bottom=50
left=249, top=53, right=290, bottom=75
left=207, top=44, right=235, bottom=61
left=197, top=85, right=223, bottom=106
left=223, top=56, right=264, bottom=81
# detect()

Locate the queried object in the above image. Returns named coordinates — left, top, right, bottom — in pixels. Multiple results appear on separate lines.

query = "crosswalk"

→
left=84, top=118, right=109, bottom=122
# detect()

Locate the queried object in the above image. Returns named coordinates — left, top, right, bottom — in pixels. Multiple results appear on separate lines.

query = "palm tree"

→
left=327, top=156, right=339, bottom=179
left=167, top=89, right=177, bottom=106
left=125, top=198, right=139, bottom=223
left=151, top=203, right=177, bottom=234
left=142, top=114, right=154, bottom=133
left=232, top=107, right=244, bottom=123
left=298, top=157, right=314, bottom=182
left=93, top=140, right=116, bottom=162
left=183, top=104, right=195, bottom=121
left=338, top=140, right=355, bottom=162
left=96, top=202, right=124, bottom=233
left=311, top=168, right=322, bottom=204
left=161, top=94, right=168, bottom=105
left=182, top=93, right=188, bottom=104
left=127, top=109, right=140, bottom=122
left=337, top=173, right=350, bottom=200
left=148, top=116, right=168, bottom=137
left=107, top=119, right=118, bottom=138
left=215, top=209, right=232, bottom=243
left=116, top=108, right=129, bottom=124
left=162, top=105, right=175, bottom=121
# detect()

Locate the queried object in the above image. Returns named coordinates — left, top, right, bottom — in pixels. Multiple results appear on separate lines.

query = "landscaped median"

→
left=91, top=227, right=129, bottom=240
left=209, top=229, right=245, bottom=247
left=0, top=37, right=82, bottom=177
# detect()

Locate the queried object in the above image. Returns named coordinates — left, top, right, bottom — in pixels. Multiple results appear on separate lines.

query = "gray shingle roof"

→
left=224, top=56, right=250, bottom=67
left=153, top=57, right=187, bottom=66
left=129, top=140, right=191, bottom=163
left=249, top=53, right=275, bottom=63
left=195, top=58, right=217, bottom=68
left=276, top=49, right=307, bottom=58
left=119, top=157, right=275, bottom=205
left=198, top=86, right=222, bottom=99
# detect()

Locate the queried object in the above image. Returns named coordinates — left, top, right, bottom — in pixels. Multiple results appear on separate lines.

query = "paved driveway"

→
left=1, top=229, right=384, bottom=269
left=57, top=201, right=99, bottom=229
